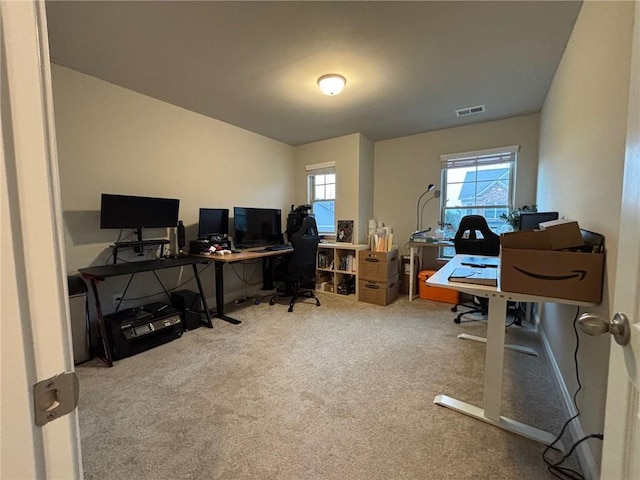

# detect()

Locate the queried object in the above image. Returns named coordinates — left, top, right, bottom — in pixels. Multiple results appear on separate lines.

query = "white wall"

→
left=52, top=65, right=295, bottom=313
left=374, top=113, right=540, bottom=254
left=537, top=0, right=634, bottom=470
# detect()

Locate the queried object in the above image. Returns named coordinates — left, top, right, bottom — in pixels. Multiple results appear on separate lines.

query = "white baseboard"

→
left=536, top=313, right=600, bottom=480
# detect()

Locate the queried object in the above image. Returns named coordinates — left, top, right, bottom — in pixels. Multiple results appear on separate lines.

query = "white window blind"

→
left=440, top=145, right=519, bottom=169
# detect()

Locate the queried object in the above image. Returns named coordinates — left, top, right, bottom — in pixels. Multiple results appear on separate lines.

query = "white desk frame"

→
left=407, top=241, right=452, bottom=301
left=427, top=254, right=594, bottom=449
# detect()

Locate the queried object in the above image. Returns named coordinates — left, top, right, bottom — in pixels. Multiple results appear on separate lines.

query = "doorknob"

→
left=578, top=312, right=630, bottom=346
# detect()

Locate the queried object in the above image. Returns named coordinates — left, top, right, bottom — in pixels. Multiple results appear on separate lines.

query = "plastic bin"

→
left=67, top=275, right=90, bottom=364
left=418, top=270, right=459, bottom=304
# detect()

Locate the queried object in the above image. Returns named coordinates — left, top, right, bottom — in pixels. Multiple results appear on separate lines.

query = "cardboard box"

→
left=359, top=249, right=399, bottom=282
left=539, top=220, right=584, bottom=250
left=358, top=274, right=399, bottom=306
left=500, top=248, right=604, bottom=303
left=501, top=229, right=552, bottom=250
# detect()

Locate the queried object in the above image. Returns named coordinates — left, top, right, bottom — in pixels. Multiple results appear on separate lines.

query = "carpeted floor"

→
left=76, top=293, right=578, bottom=479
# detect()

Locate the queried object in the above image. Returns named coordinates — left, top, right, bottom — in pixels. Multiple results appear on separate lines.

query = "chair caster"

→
left=269, top=299, right=275, bottom=306
left=288, top=305, right=293, bottom=313
left=451, top=306, right=458, bottom=312
left=514, top=316, right=522, bottom=326
left=315, top=299, right=321, bottom=306
left=454, top=317, right=461, bottom=324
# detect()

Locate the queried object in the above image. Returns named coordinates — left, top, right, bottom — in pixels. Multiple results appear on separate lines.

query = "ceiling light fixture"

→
left=317, top=74, right=346, bottom=96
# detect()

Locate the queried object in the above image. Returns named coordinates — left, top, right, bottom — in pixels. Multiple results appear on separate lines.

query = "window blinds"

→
left=440, top=145, right=519, bottom=169
left=305, top=161, right=335, bottom=176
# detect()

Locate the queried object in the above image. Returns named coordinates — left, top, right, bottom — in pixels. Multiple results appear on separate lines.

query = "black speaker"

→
left=171, top=290, right=202, bottom=330
left=177, top=220, right=186, bottom=250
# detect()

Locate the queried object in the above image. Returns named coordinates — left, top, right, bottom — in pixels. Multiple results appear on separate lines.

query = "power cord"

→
left=542, top=306, right=604, bottom=480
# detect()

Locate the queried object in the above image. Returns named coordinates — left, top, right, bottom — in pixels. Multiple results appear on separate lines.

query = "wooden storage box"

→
left=359, top=250, right=399, bottom=282
left=358, top=274, right=399, bottom=306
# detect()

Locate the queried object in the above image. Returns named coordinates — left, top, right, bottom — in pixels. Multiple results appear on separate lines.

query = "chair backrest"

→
left=453, top=215, right=500, bottom=256
left=286, top=216, right=320, bottom=279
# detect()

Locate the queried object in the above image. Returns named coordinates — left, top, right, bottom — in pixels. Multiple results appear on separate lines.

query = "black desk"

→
left=79, top=257, right=213, bottom=367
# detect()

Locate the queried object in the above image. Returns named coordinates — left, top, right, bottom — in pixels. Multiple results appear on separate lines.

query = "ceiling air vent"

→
left=455, top=105, right=486, bottom=117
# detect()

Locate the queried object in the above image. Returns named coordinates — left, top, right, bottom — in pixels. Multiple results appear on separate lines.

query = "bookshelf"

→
left=316, top=242, right=369, bottom=298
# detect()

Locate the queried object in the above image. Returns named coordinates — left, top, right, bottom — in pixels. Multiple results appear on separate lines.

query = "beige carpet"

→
left=76, top=293, right=578, bottom=479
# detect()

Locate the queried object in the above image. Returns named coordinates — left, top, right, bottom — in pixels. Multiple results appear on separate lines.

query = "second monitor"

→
left=234, top=207, right=283, bottom=248
left=198, top=208, right=229, bottom=239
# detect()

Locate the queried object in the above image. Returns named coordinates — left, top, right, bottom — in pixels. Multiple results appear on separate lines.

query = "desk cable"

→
left=542, top=306, right=604, bottom=480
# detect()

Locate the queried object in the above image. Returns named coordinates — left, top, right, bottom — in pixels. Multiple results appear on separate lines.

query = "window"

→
left=440, top=145, right=518, bottom=236
left=306, top=162, right=335, bottom=234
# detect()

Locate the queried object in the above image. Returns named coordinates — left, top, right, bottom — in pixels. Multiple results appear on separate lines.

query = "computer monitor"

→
left=233, top=207, right=283, bottom=248
left=518, top=211, right=559, bottom=230
left=198, top=208, right=229, bottom=238
left=100, top=194, right=180, bottom=230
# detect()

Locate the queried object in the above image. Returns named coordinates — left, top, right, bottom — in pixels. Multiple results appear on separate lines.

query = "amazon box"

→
left=500, top=248, right=604, bottom=303
left=539, top=219, right=584, bottom=250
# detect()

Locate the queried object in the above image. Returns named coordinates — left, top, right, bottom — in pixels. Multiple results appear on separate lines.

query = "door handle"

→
left=578, top=312, right=630, bottom=346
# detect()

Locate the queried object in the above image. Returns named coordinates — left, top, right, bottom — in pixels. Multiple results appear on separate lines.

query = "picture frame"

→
left=337, top=220, right=354, bottom=243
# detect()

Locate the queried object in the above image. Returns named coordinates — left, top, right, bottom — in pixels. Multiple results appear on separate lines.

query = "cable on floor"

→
left=541, top=306, right=604, bottom=480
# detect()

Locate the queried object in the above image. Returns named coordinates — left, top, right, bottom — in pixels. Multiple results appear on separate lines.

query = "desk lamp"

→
left=415, top=184, right=441, bottom=233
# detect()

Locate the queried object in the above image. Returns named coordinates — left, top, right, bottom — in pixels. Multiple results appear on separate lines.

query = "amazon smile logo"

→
left=513, top=267, right=587, bottom=281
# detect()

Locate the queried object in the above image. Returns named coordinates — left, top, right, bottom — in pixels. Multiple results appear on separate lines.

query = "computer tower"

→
left=170, top=290, right=202, bottom=331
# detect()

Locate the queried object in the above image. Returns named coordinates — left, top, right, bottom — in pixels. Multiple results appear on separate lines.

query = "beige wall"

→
left=52, top=65, right=295, bottom=309
left=357, top=135, right=374, bottom=244
left=537, top=0, right=634, bottom=470
left=374, top=114, right=540, bottom=254
left=293, top=133, right=370, bottom=243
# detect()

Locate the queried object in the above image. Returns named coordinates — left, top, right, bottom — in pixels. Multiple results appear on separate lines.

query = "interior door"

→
left=1, top=1, right=82, bottom=478
left=600, top=3, right=640, bottom=478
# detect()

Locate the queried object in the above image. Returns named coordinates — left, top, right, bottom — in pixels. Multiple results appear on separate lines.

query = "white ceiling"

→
left=45, top=1, right=582, bottom=146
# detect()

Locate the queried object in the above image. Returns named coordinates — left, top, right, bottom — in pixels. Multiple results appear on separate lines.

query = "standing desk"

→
left=79, top=256, right=213, bottom=367
left=427, top=254, right=594, bottom=449
left=192, top=247, right=293, bottom=325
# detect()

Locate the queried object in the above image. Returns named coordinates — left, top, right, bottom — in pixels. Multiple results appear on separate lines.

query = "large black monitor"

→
left=100, top=194, right=180, bottom=230
left=519, top=211, right=559, bottom=230
left=233, top=207, right=282, bottom=248
left=198, top=208, right=229, bottom=238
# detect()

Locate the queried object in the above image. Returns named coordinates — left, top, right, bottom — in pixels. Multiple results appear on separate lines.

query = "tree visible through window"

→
left=307, top=164, right=335, bottom=234
left=440, top=146, right=518, bottom=236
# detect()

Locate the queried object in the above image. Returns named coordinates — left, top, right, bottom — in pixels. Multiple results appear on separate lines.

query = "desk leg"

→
left=191, top=264, right=213, bottom=328
left=409, top=247, right=416, bottom=301
left=434, top=295, right=563, bottom=450
left=262, top=257, right=274, bottom=290
left=213, top=261, right=242, bottom=325
left=88, top=279, right=113, bottom=367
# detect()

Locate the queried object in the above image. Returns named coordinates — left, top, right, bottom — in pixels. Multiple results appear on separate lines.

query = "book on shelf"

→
left=448, top=267, right=497, bottom=286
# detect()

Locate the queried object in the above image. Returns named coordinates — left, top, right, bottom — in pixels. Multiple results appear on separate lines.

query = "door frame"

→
left=1, top=1, right=82, bottom=477
left=600, top=2, right=640, bottom=478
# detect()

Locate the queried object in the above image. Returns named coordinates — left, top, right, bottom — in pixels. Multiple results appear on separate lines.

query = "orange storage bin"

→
left=418, top=270, right=459, bottom=304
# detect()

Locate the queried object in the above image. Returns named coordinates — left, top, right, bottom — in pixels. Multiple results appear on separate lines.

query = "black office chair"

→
left=269, top=216, right=321, bottom=312
left=450, top=215, right=501, bottom=324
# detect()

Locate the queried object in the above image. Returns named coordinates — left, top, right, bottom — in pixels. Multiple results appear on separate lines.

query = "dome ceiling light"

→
left=317, top=74, right=346, bottom=96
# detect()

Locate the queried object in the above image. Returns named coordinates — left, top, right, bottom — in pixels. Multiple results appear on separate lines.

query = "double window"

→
left=306, top=162, right=335, bottom=234
left=440, top=145, right=518, bottom=235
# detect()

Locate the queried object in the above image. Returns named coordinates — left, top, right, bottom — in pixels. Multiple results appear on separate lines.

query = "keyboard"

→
left=264, top=244, right=292, bottom=251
